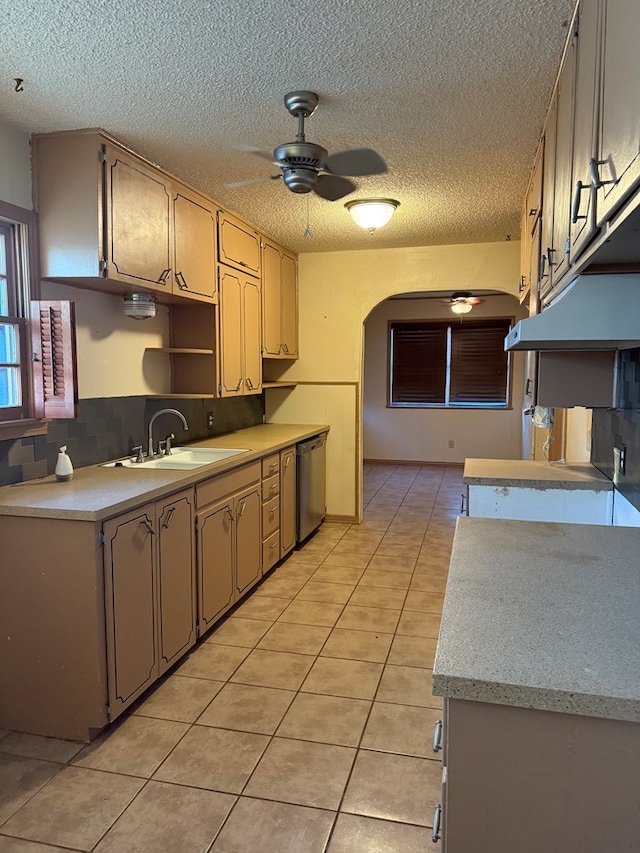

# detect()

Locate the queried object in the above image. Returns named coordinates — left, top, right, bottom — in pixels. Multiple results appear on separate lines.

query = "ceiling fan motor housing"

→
left=274, top=141, right=327, bottom=193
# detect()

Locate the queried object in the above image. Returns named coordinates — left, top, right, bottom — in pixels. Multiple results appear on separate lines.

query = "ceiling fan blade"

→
left=324, top=148, right=387, bottom=177
left=232, top=144, right=276, bottom=163
left=224, top=175, right=281, bottom=189
left=314, top=174, right=356, bottom=201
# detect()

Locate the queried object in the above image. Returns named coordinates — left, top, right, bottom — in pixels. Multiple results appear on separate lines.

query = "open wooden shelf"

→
left=145, top=347, right=215, bottom=355
left=262, top=381, right=297, bottom=389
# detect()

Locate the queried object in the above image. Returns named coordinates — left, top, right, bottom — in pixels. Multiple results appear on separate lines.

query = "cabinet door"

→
left=218, top=267, right=244, bottom=396
left=597, top=0, right=640, bottom=224
left=539, top=99, right=557, bottom=304
left=197, top=500, right=235, bottom=632
left=549, top=28, right=577, bottom=292
left=280, top=447, right=297, bottom=557
left=235, top=485, right=262, bottom=595
left=242, top=274, right=262, bottom=394
left=173, top=188, right=217, bottom=301
left=103, top=504, right=158, bottom=718
left=218, top=211, right=261, bottom=276
left=569, top=0, right=600, bottom=261
left=103, top=144, right=172, bottom=291
left=156, top=490, right=197, bottom=675
left=280, top=251, right=298, bottom=358
left=262, top=241, right=282, bottom=357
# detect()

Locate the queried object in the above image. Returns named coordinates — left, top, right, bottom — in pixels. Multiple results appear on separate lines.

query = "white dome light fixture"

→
left=450, top=300, right=473, bottom=315
left=123, top=293, right=157, bottom=320
left=345, top=198, right=400, bottom=234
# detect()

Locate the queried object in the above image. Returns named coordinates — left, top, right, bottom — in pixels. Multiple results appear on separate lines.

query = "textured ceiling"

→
left=2, top=0, right=574, bottom=254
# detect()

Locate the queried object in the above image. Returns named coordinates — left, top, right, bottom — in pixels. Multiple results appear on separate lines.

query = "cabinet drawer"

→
left=196, top=461, right=261, bottom=508
left=262, top=496, right=280, bottom=538
left=262, top=530, right=280, bottom=572
left=262, top=473, right=280, bottom=502
left=261, top=453, right=280, bottom=478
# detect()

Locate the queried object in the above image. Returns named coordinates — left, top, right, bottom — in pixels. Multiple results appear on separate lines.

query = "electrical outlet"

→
left=206, top=411, right=215, bottom=430
left=448, top=439, right=455, bottom=449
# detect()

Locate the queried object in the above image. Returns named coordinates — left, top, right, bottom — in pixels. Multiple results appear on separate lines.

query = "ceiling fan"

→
left=226, top=90, right=387, bottom=201
left=441, top=292, right=484, bottom=314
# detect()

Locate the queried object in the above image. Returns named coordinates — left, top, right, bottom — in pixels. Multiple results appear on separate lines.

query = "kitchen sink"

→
left=102, top=447, right=250, bottom=470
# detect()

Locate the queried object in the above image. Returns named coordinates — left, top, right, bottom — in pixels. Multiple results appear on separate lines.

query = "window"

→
left=0, top=201, right=78, bottom=434
left=389, top=318, right=512, bottom=408
left=0, top=212, right=31, bottom=420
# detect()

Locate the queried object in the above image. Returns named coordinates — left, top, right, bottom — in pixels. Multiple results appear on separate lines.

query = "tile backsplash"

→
left=591, top=348, right=640, bottom=512
left=0, top=395, right=264, bottom=487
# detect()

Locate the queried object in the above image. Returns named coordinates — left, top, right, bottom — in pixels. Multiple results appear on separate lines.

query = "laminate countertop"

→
left=463, top=458, right=613, bottom=491
left=0, top=423, right=328, bottom=522
left=433, top=517, right=640, bottom=722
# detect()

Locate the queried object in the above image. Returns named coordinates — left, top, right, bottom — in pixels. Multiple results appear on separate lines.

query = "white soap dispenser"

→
left=55, top=446, right=74, bottom=482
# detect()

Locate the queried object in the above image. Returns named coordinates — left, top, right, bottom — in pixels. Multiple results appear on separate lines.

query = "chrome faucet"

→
left=147, top=408, right=188, bottom=458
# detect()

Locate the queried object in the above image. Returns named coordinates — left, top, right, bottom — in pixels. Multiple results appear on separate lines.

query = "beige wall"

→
left=267, top=241, right=521, bottom=518
left=363, top=294, right=527, bottom=464
left=41, top=282, right=170, bottom=399
left=564, top=407, right=592, bottom=462
left=0, top=121, right=32, bottom=209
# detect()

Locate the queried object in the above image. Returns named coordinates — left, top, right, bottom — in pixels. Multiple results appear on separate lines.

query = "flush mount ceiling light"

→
left=344, top=198, right=400, bottom=234
left=123, top=292, right=157, bottom=320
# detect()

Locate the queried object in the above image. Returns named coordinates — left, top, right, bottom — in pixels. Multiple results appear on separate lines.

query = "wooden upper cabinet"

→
left=218, top=267, right=262, bottom=397
left=242, top=274, right=262, bottom=393
left=280, top=252, right=298, bottom=358
left=217, top=210, right=261, bottom=277
left=520, top=143, right=544, bottom=303
left=539, top=95, right=557, bottom=304
left=596, top=0, right=640, bottom=225
left=548, top=25, right=577, bottom=292
left=173, top=187, right=217, bottom=301
left=261, top=238, right=298, bottom=359
left=568, top=0, right=600, bottom=262
left=104, top=144, right=172, bottom=291
left=33, top=130, right=218, bottom=301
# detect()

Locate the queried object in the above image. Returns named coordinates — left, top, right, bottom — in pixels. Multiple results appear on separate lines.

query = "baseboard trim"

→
left=324, top=514, right=358, bottom=525
left=364, top=459, right=464, bottom=468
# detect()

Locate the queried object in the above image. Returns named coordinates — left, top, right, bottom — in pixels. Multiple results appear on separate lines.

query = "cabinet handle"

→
left=225, top=506, right=234, bottom=522
left=571, top=180, right=589, bottom=224
left=269, top=463, right=277, bottom=474
left=235, top=378, right=243, bottom=392
left=141, top=517, right=156, bottom=535
left=157, top=269, right=171, bottom=285
left=175, top=271, right=189, bottom=290
left=588, top=158, right=615, bottom=190
left=238, top=500, right=247, bottom=518
left=162, top=507, right=175, bottom=529
left=270, top=541, right=278, bottom=551
left=459, top=493, right=467, bottom=514
left=238, top=260, right=249, bottom=267
left=246, top=378, right=254, bottom=390
left=539, top=252, right=548, bottom=280
left=432, top=719, right=443, bottom=753
left=282, top=343, right=289, bottom=354
left=431, top=804, right=442, bottom=843
left=284, top=455, right=290, bottom=469
left=525, top=378, right=532, bottom=397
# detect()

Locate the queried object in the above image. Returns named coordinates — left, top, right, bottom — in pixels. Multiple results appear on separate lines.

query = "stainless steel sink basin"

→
left=102, top=447, right=250, bottom=470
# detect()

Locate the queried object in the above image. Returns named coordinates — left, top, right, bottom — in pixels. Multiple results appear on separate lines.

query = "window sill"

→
left=0, top=419, right=49, bottom=441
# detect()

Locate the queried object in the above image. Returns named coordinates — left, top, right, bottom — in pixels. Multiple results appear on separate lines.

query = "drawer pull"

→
left=433, top=719, right=443, bottom=753
left=431, top=804, right=442, bottom=843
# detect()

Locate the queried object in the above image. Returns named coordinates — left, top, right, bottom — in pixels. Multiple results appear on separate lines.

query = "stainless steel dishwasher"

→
left=296, top=433, right=327, bottom=543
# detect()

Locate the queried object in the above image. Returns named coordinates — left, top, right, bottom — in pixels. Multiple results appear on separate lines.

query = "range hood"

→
left=505, top=274, right=640, bottom=351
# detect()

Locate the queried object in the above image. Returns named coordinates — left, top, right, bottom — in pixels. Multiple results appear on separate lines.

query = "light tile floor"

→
left=0, top=462, right=463, bottom=852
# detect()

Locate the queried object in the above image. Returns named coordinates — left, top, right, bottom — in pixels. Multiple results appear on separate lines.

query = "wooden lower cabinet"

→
left=441, top=698, right=640, bottom=852
left=196, top=462, right=262, bottom=634
left=103, top=488, right=196, bottom=720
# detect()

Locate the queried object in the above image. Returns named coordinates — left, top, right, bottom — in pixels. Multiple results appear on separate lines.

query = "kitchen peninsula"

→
left=433, top=517, right=640, bottom=852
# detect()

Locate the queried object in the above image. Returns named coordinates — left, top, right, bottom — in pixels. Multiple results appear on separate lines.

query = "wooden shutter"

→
left=390, top=322, right=447, bottom=404
left=449, top=319, right=511, bottom=405
left=31, top=300, right=78, bottom=419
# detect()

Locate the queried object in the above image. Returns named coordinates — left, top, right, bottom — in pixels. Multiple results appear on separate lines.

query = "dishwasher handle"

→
left=296, top=433, right=326, bottom=456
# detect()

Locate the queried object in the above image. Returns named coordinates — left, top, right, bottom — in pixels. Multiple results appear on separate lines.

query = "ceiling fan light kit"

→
left=447, top=291, right=483, bottom=315
left=345, top=198, right=400, bottom=233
